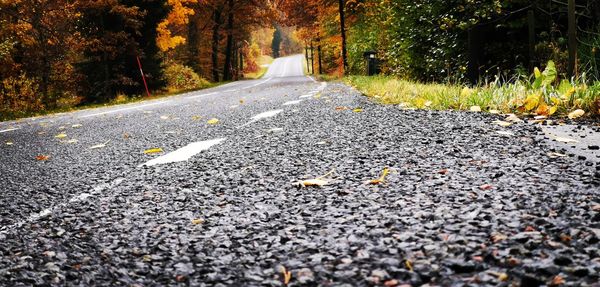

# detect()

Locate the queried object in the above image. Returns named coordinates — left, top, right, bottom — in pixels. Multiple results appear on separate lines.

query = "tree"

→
left=272, top=25, right=282, bottom=58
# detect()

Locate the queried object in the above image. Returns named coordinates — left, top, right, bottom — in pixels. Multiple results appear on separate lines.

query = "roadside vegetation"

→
left=346, top=61, right=600, bottom=118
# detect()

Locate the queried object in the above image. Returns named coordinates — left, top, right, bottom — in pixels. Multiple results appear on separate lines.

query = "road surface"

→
left=0, top=55, right=598, bottom=286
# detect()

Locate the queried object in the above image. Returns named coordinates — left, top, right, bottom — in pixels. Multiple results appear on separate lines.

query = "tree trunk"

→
left=211, top=6, right=223, bottom=82
left=467, top=26, right=483, bottom=85
left=223, top=0, right=234, bottom=81
left=317, top=37, right=323, bottom=74
left=338, top=0, right=348, bottom=74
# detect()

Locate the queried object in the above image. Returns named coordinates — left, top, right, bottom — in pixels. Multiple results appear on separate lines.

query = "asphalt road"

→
left=0, top=55, right=599, bottom=286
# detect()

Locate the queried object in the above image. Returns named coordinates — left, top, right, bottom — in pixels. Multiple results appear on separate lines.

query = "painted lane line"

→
left=223, top=89, right=237, bottom=93
left=189, top=92, right=217, bottom=99
left=307, top=76, right=318, bottom=83
left=282, top=100, right=303, bottom=106
left=0, top=127, right=20, bottom=133
left=140, top=138, right=226, bottom=167
left=299, top=94, right=314, bottom=98
left=79, top=101, right=168, bottom=118
left=238, top=109, right=284, bottom=128
left=0, top=178, right=125, bottom=236
left=241, top=77, right=272, bottom=90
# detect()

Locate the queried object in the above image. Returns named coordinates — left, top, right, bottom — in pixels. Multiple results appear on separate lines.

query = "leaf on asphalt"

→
left=90, top=140, right=110, bottom=149
left=144, top=148, right=164, bottom=154
left=568, top=109, right=585, bottom=119
left=267, top=128, right=284, bottom=133
left=550, top=275, right=565, bottom=286
left=352, top=108, right=363, bottom=113
left=207, top=118, right=219, bottom=125
left=491, top=233, right=507, bottom=243
left=294, top=169, right=335, bottom=188
left=239, top=99, right=245, bottom=104
left=6, top=141, right=14, bottom=146
left=479, top=184, right=493, bottom=190
left=191, top=218, right=205, bottom=225
left=280, top=266, right=292, bottom=285
left=555, top=137, right=578, bottom=143
left=66, top=139, right=78, bottom=144
left=489, top=109, right=501, bottom=114
left=72, top=124, right=82, bottom=128
left=438, top=169, right=450, bottom=175
left=505, top=114, right=522, bottom=122
left=335, top=106, right=349, bottom=111
left=365, top=168, right=390, bottom=185
left=192, top=115, right=202, bottom=121
left=498, top=273, right=509, bottom=282
left=547, top=152, right=567, bottom=158
left=36, top=155, right=50, bottom=161
left=492, top=120, right=512, bottom=127
left=160, top=115, right=170, bottom=120
left=548, top=106, right=558, bottom=116
left=55, top=133, right=67, bottom=139
left=404, top=260, right=413, bottom=272
left=470, top=106, right=481, bottom=112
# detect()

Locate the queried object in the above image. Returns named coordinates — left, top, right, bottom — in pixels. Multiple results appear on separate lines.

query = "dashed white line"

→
left=0, top=178, right=125, bottom=236
left=238, top=109, right=284, bottom=128
left=140, top=138, right=226, bottom=167
left=300, top=94, right=314, bottom=98
left=0, top=127, right=20, bottom=133
left=282, top=100, right=303, bottom=106
left=241, top=77, right=273, bottom=90
left=189, top=92, right=217, bottom=99
left=79, top=101, right=168, bottom=118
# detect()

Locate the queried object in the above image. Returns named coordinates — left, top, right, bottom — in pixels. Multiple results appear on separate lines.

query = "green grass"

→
left=345, top=75, right=600, bottom=118
left=244, top=55, right=274, bottom=79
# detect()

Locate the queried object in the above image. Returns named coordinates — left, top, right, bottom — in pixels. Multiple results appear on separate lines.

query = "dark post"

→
left=467, top=26, right=483, bottom=84
left=568, top=0, right=577, bottom=78
left=317, top=37, right=323, bottom=74
left=310, top=42, right=315, bottom=75
left=528, top=4, right=536, bottom=71
left=305, top=46, right=310, bottom=74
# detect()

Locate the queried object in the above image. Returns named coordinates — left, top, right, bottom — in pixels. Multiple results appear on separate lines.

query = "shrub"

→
left=0, top=73, right=43, bottom=120
left=163, top=63, right=210, bottom=92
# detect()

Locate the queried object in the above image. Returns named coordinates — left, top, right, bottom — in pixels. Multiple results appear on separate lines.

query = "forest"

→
left=1, top=0, right=600, bottom=119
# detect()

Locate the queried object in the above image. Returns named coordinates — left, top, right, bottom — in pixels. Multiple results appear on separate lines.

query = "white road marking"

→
left=0, top=127, right=20, bottom=133
left=282, top=100, right=303, bottom=106
left=238, top=109, right=284, bottom=128
left=140, top=138, right=226, bottom=167
left=189, top=92, right=217, bottom=99
left=79, top=101, right=168, bottom=118
left=223, top=89, right=237, bottom=93
left=241, top=77, right=272, bottom=90
left=0, top=178, right=125, bottom=236
left=299, top=94, right=314, bottom=98
left=307, top=76, right=318, bottom=83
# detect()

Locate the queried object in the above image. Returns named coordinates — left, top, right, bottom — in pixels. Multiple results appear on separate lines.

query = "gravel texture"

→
left=0, top=57, right=599, bottom=286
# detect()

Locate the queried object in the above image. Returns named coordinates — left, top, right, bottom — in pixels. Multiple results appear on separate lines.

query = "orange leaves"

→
left=36, top=155, right=50, bottom=161
left=157, top=0, right=198, bottom=52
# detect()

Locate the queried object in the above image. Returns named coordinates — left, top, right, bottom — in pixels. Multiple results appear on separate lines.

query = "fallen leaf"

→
left=498, top=273, right=509, bottom=281
left=54, top=133, right=67, bottom=139
left=489, top=109, right=501, bottom=114
left=66, top=139, right=78, bottom=144
left=366, top=168, right=390, bottom=185
left=550, top=275, right=565, bottom=286
left=144, top=148, right=164, bottom=154
left=6, top=141, right=13, bottom=146
left=207, top=118, right=219, bottom=125
left=472, top=256, right=483, bottom=262
left=352, top=108, right=363, bottom=113
left=559, top=233, right=571, bottom=243
left=405, top=260, right=413, bottom=272
left=568, top=109, right=585, bottom=119
left=384, top=279, right=399, bottom=287
left=547, top=152, right=567, bottom=158
left=175, top=275, right=186, bottom=282
left=492, top=120, right=512, bottom=127
left=548, top=106, right=558, bottom=116
left=191, top=218, right=205, bottom=225
left=470, top=106, right=482, bottom=112
left=90, top=140, right=110, bottom=149
left=192, top=115, right=202, bottom=121
left=160, top=115, right=169, bottom=120
left=555, top=137, right=578, bottom=143
left=505, top=114, right=522, bottom=122
left=479, top=184, right=493, bottom=190
left=296, top=179, right=329, bottom=187
left=36, top=155, right=50, bottom=161
left=280, top=266, right=292, bottom=285
left=534, top=115, right=547, bottom=120
left=496, top=131, right=514, bottom=136
left=525, top=225, right=536, bottom=232
left=72, top=124, right=82, bottom=128
left=335, top=106, right=349, bottom=111
left=123, top=133, right=130, bottom=139
left=239, top=99, right=245, bottom=104
left=438, top=169, right=450, bottom=175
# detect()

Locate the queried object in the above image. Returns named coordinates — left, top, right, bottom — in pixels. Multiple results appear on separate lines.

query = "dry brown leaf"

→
left=280, top=266, right=292, bottom=285
left=335, top=106, right=349, bottom=111
left=491, top=233, right=507, bottom=243
left=36, top=155, right=50, bottom=161
left=505, top=114, right=522, bottom=122
left=479, top=184, right=493, bottom=190
left=404, top=260, right=413, bottom=272
left=550, top=275, right=565, bottom=286
left=191, top=218, right=205, bottom=225
left=568, top=109, right=585, bottom=119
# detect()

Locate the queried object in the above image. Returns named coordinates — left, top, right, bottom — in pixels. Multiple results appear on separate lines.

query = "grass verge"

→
left=345, top=63, right=600, bottom=119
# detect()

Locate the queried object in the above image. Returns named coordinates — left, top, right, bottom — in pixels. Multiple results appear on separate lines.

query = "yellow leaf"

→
left=534, top=67, right=541, bottom=78
left=239, top=99, right=245, bottom=104
left=352, top=108, right=363, bottom=113
left=191, top=218, right=205, bottom=225
left=536, top=104, right=549, bottom=116
left=296, top=179, right=329, bottom=187
left=144, top=148, right=164, bottom=154
left=281, top=266, right=292, bottom=285
left=405, top=260, right=413, bottom=272
left=54, top=133, right=67, bottom=139
left=366, top=168, right=390, bottom=185
left=524, top=94, right=540, bottom=111
left=492, top=120, right=512, bottom=127
left=548, top=106, right=558, bottom=116
left=207, top=118, right=219, bottom=125
left=568, top=109, right=585, bottom=119
left=192, top=115, right=202, bottom=121
left=498, top=273, right=509, bottom=281
left=470, top=106, right=481, bottom=112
